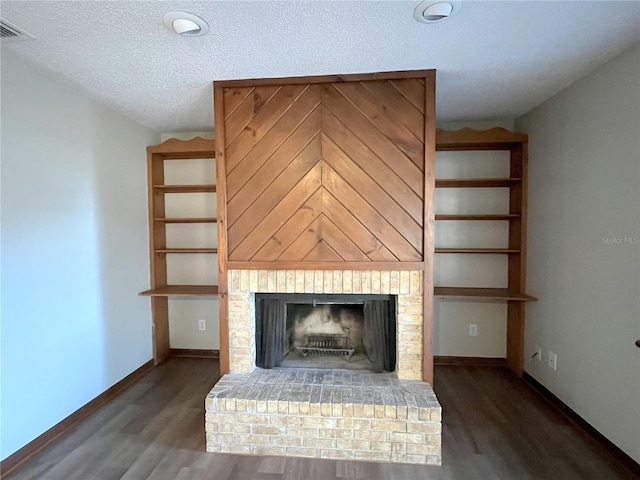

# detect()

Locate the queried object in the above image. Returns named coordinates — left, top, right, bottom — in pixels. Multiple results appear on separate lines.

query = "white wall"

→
left=162, top=155, right=219, bottom=350
left=516, top=44, right=640, bottom=463
left=0, top=52, right=159, bottom=460
left=434, top=149, right=510, bottom=357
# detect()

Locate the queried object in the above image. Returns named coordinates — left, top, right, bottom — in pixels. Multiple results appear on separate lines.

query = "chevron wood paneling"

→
left=221, top=77, right=430, bottom=264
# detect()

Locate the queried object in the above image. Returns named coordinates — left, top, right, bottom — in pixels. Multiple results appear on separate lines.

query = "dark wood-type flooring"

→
left=5, top=358, right=637, bottom=480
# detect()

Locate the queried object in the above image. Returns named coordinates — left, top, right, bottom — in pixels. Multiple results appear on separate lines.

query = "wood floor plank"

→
left=6, top=360, right=637, bottom=480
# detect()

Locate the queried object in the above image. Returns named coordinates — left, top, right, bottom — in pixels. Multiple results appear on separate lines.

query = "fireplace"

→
left=255, top=294, right=396, bottom=373
left=206, top=269, right=441, bottom=466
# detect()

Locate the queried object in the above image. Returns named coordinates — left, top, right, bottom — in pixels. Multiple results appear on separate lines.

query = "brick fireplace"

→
left=205, top=269, right=442, bottom=465
left=209, top=69, right=439, bottom=466
left=224, top=269, right=425, bottom=379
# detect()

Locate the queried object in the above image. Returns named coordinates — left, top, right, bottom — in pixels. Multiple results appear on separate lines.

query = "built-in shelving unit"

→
left=139, top=137, right=218, bottom=364
left=434, top=127, right=536, bottom=376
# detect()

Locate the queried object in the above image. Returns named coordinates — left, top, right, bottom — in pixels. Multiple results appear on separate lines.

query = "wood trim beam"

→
left=436, top=127, right=528, bottom=149
left=227, top=261, right=426, bottom=271
left=214, top=69, right=436, bottom=89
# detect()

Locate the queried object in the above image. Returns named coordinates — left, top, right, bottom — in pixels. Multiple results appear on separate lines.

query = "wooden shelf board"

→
left=155, top=248, right=218, bottom=254
left=139, top=285, right=219, bottom=297
left=434, top=287, right=537, bottom=302
left=154, top=217, right=217, bottom=224
left=435, top=248, right=520, bottom=254
left=436, top=178, right=521, bottom=188
left=153, top=184, right=216, bottom=193
left=435, top=214, right=520, bottom=221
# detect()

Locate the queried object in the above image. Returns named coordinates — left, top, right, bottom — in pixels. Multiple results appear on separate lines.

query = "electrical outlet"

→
left=535, top=345, right=542, bottom=362
left=198, top=319, right=206, bottom=331
left=469, top=324, right=478, bottom=337
left=548, top=351, right=557, bottom=370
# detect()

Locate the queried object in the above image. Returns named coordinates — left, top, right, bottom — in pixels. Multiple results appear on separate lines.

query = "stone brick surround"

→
left=206, top=368, right=441, bottom=465
left=227, top=269, right=425, bottom=380
left=207, top=269, right=441, bottom=465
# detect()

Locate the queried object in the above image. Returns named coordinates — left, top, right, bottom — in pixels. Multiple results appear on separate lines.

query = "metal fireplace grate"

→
left=297, top=334, right=355, bottom=359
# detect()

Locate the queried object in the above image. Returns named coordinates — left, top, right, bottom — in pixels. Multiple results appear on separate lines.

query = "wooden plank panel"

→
left=223, top=86, right=254, bottom=119
left=277, top=216, right=323, bottom=261
left=228, top=133, right=321, bottom=241
left=303, top=241, right=342, bottom=262
left=224, top=85, right=280, bottom=145
left=226, top=84, right=310, bottom=171
left=321, top=84, right=424, bottom=194
left=253, top=190, right=323, bottom=261
left=333, top=82, right=424, bottom=169
left=227, top=108, right=321, bottom=222
left=322, top=108, right=423, bottom=224
left=226, top=86, right=320, bottom=190
left=229, top=163, right=322, bottom=258
left=361, top=80, right=424, bottom=141
left=322, top=166, right=422, bottom=261
left=320, top=216, right=369, bottom=261
left=321, top=135, right=422, bottom=252
left=322, top=190, right=397, bottom=262
left=391, top=78, right=425, bottom=113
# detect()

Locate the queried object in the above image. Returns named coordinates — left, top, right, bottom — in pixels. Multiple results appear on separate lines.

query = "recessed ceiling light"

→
left=414, top=0, right=461, bottom=23
left=163, top=12, right=209, bottom=37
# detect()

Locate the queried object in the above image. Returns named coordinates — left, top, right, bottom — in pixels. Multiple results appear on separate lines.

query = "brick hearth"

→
left=206, top=368, right=441, bottom=465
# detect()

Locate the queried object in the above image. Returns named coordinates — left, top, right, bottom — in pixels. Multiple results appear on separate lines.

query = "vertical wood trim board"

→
left=214, top=84, right=230, bottom=375
left=422, top=71, right=436, bottom=385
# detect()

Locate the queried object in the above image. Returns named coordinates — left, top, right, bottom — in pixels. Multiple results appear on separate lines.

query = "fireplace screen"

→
left=255, top=294, right=396, bottom=373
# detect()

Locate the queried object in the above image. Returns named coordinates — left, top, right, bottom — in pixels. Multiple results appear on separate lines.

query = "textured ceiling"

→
left=1, top=1, right=639, bottom=132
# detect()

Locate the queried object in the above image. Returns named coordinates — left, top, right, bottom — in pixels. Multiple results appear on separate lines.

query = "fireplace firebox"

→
left=255, top=294, right=396, bottom=373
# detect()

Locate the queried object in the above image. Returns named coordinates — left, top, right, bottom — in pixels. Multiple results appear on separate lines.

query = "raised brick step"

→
left=205, top=368, right=441, bottom=465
